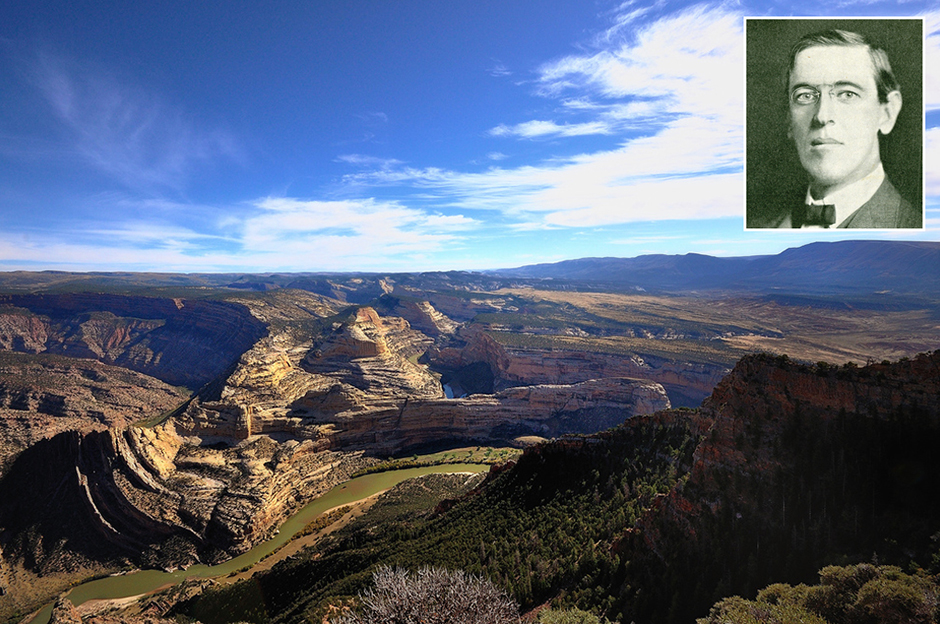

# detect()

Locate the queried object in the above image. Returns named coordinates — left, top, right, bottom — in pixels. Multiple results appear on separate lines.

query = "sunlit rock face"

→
left=0, top=292, right=671, bottom=598
left=304, top=377, right=671, bottom=455
left=428, top=325, right=725, bottom=406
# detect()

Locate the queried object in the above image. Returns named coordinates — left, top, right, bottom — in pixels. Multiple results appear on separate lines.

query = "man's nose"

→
left=812, top=91, right=836, bottom=126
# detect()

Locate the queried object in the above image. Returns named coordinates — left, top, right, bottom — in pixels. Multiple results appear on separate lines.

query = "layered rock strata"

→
left=177, top=306, right=670, bottom=452
left=0, top=421, right=370, bottom=571
left=0, top=353, right=188, bottom=475
left=0, top=294, right=674, bottom=618
left=0, top=294, right=267, bottom=389
left=429, top=327, right=727, bottom=406
left=300, top=377, right=671, bottom=455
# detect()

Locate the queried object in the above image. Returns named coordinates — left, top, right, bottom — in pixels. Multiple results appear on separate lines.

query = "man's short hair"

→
left=787, top=29, right=900, bottom=103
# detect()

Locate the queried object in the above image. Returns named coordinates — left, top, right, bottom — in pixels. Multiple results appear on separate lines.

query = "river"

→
left=27, top=463, right=489, bottom=624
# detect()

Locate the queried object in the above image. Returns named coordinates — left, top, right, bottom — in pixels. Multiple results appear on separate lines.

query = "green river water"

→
left=27, top=463, right=488, bottom=624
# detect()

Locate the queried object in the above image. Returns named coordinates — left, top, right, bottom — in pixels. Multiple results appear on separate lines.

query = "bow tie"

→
left=793, top=203, right=836, bottom=228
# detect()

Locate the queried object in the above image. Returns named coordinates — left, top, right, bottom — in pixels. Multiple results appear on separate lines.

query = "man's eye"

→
left=835, top=89, right=860, bottom=102
left=792, top=90, right=817, bottom=104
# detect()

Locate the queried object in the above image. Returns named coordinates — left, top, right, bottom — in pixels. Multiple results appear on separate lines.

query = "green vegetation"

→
left=538, top=607, right=617, bottom=623
left=293, top=506, right=351, bottom=541
left=182, top=420, right=700, bottom=623
left=699, top=564, right=940, bottom=624
left=350, top=447, right=522, bottom=477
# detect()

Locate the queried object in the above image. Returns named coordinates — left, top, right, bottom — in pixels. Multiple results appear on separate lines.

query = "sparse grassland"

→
left=476, top=289, right=940, bottom=366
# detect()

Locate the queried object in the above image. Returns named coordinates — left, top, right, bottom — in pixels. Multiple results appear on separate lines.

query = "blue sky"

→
left=1, top=0, right=938, bottom=273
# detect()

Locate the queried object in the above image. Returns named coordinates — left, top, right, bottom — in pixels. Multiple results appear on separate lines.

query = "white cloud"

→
left=537, top=5, right=743, bottom=125
left=926, top=126, right=940, bottom=197
left=925, top=10, right=940, bottom=111
left=489, top=120, right=613, bottom=138
left=352, top=107, right=743, bottom=226
left=488, top=61, right=512, bottom=77
left=232, top=197, right=477, bottom=270
left=337, top=154, right=404, bottom=168
left=0, top=196, right=480, bottom=272
left=400, top=4, right=745, bottom=227
left=540, top=173, right=742, bottom=226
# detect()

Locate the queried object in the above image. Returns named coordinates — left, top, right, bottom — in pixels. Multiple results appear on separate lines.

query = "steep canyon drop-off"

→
left=0, top=286, right=674, bottom=617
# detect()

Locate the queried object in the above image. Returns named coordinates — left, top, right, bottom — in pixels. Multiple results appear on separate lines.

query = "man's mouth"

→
left=810, top=137, right=842, bottom=146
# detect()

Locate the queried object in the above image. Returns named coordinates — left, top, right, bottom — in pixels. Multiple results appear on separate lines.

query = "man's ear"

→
left=879, top=90, right=902, bottom=135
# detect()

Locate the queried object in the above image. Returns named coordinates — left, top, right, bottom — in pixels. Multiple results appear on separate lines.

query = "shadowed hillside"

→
left=176, top=350, right=940, bottom=624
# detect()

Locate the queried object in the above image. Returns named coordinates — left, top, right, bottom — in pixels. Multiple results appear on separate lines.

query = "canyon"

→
left=167, top=348, right=940, bottom=624
left=1, top=242, right=938, bottom=622
left=0, top=286, right=674, bottom=620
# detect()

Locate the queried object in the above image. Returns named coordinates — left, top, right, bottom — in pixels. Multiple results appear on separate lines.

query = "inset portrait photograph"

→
left=745, top=18, right=924, bottom=230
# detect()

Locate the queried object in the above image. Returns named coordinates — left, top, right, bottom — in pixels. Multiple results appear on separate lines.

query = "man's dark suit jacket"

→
left=748, top=176, right=922, bottom=229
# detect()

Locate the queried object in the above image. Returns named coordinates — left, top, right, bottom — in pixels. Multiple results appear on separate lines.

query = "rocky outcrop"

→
left=429, top=327, right=726, bottom=406
left=0, top=294, right=267, bottom=389
left=301, top=307, right=441, bottom=399
left=177, top=305, right=670, bottom=452
left=373, top=294, right=460, bottom=337
left=0, top=293, right=671, bottom=616
left=49, top=597, right=82, bottom=624
left=0, top=353, right=188, bottom=475
left=607, top=350, right=940, bottom=622
left=0, top=421, right=371, bottom=575
left=300, top=377, right=671, bottom=455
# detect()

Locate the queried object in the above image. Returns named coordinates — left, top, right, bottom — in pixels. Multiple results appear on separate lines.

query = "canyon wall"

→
left=0, top=294, right=267, bottom=389
left=430, top=327, right=726, bottom=407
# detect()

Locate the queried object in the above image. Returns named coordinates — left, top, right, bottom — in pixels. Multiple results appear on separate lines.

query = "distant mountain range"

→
left=1, top=241, right=937, bottom=300
left=488, top=240, right=940, bottom=297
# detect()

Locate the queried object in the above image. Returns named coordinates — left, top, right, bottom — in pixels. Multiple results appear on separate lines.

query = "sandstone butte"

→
left=0, top=290, right=682, bottom=616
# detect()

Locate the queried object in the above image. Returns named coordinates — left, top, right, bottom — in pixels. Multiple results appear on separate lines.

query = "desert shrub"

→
left=331, top=565, right=520, bottom=624
left=851, top=570, right=939, bottom=624
left=538, top=606, right=615, bottom=623
left=697, top=595, right=827, bottom=624
left=701, top=565, right=940, bottom=624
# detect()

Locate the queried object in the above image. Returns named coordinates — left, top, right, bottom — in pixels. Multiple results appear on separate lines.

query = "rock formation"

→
left=0, top=353, right=188, bottom=475
left=606, top=350, right=940, bottom=622
left=0, top=294, right=267, bottom=389
left=0, top=291, right=681, bottom=620
left=429, top=326, right=726, bottom=406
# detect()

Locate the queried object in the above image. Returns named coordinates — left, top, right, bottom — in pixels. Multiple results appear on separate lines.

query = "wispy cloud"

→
left=489, top=120, right=613, bottom=138
left=926, top=11, right=940, bottom=111
left=27, top=51, right=242, bottom=192
left=536, top=5, right=742, bottom=124
left=0, top=196, right=480, bottom=272
left=926, top=127, right=940, bottom=197
left=344, top=4, right=745, bottom=228
left=336, top=154, right=405, bottom=168
left=488, top=60, right=512, bottom=78
left=355, top=111, right=389, bottom=124
left=235, top=197, right=478, bottom=270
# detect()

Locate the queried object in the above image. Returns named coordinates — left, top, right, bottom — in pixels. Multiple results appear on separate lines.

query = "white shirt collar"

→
left=802, top=163, right=885, bottom=228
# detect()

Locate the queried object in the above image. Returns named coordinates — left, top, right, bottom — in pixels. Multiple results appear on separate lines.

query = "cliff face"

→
left=0, top=294, right=670, bottom=603
left=177, top=305, right=670, bottom=452
left=298, top=376, right=670, bottom=455
left=0, top=421, right=370, bottom=575
left=0, top=294, right=267, bottom=389
left=608, top=350, right=940, bottom=623
left=0, top=352, right=188, bottom=475
left=429, top=326, right=726, bottom=406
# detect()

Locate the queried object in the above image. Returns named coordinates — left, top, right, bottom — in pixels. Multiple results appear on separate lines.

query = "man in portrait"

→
left=746, top=23, right=923, bottom=229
